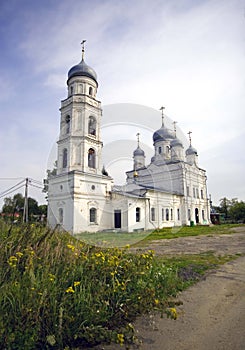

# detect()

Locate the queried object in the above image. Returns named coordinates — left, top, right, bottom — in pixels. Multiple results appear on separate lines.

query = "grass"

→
left=76, top=224, right=243, bottom=248
left=0, top=220, right=239, bottom=349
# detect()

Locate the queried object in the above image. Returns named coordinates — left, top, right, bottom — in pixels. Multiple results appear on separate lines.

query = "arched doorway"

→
left=195, top=208, right=199, bottom=224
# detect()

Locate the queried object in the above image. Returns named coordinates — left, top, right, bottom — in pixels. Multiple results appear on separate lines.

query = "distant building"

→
left=47, top=47, right=210, bottom=233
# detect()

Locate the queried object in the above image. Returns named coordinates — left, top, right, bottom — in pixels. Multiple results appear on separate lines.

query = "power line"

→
left=0, top=177, right=25, bottom=180
left=0, top=180, right=26, bottom=197
left=29, top=183, right=44, bottom=190
left=0, top=184, right=26, bottom=199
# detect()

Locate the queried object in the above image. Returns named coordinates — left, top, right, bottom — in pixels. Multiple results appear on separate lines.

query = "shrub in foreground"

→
left=0, top=223, right=181, bottom=349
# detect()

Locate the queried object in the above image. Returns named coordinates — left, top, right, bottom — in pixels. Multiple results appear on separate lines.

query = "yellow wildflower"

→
left=154, top=299, right=160, bottom=305
left=117, top=333, right=124, bottom=346
left=74, top=281, right=81, bottom=287
left=66, top=286, right=75, bottom=293
left=8, top=256, right=18, bottom=267
left=67, top=244, right=75, bottom=251
left=16, top=252, right=23, bottom=258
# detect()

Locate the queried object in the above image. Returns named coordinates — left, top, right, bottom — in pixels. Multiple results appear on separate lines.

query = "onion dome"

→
left=153, top=125, right=175, bottom=143
left=68, top=58, right=98, bottom=85
left=171, top=137, right=183, bottom=147
left=186, top=145, right=198, bottom=155
left=133, top=146, right=145, bottom=157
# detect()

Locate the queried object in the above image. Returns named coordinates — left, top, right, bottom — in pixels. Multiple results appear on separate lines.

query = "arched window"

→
left=62, top=148, right=68, bottom=168
left=65, top=115, right=70, bottom=134
left=162, top=208, right=164, bottom=221
left=177, top=208, right=180, bottom=220
left=166, top=208, right=169, bottom=221
left=170, top=208, right=173, bottom=220
left=151, top=207, right=155, bottom=221
left=58, top=208, right=63, bottom=224
left=90, top=207, right=97, bottom=223
left=89, top=86, right=93, bottom=96
left=70, top=86, right=73, bottom=96
left=88, top=116, right=96, bottom=136
left=136, top=207, right=140, bottom=222
left=159, top=146, right=162, bottom=154
left=88, top=148, right=95, bottom=168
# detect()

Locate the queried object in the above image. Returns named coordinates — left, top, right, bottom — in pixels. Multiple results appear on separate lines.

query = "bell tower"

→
left=56, top=41, right=103, bottom=176
left=48, top=42, right=114, bottom=233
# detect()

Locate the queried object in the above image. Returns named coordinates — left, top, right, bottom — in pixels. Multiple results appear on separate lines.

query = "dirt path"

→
left=131, top=227, right=245, bottom=256
left=93, top=227, right=245, bottom=350
left=132, top=255, right=245, bottom=350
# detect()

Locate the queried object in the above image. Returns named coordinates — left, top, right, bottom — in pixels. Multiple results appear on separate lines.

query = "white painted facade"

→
left=47, top=52, right=210, bottom=233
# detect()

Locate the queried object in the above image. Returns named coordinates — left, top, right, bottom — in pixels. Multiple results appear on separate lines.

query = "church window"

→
left=170, top=208, right=173, bottom=220
left=166, top=208, right=169, bottom=221
left=70, top=86, right=73, bottom=95
left=151, top=208, right=155, bottom=221
left=88, top=116, right=96, bottom=136
left=159, top=146, right=162, bottom=154
left=162, top=208, right=164, bottom=221
left=58, top=208, right=63, bottom=224
left=62, top=148, right=68, bottom=168
left=136, top=207, right=140, bottom=222
left=90, top=207, right=97, bottom=223
left=196, top=188, right=199, bottom=198
left=65, top=115, right=70, bottom=134
left=201, top=189, right=204, bottom=199
left=89, top=86, right=93, bottom=96
left=88, top=148, right=96, bottom=168
left=193, top=187, right=196, bottom=198
left=187, top=186, right=190, bottom=196
left=177, top=208, right=180, bottom=220
left=188, top=209, right=191, bottom=221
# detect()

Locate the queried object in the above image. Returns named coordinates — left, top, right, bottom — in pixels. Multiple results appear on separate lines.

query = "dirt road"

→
left=133, top=255, right=245, bottom=350
left=95, top=227, right=245, bottom=350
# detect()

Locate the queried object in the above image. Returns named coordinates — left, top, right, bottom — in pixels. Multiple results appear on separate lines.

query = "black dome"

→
left=68, top=59, right=97, bottom=84
left=171, top=137, right=183, bottom=147
left=133, top=146, right=145, bottom=157
left=153, top=126, right=175, bottom=143
left=186, top=145, right=197, bottom=155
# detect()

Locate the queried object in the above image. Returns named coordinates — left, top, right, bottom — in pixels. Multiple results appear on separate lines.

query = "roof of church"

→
left=186, top=145, right=198, bottom=155
left=171, top=137, right=183, bottom=147
left=153, top=125, right=175, bottom=143
left=133, top=146, right=145, bottom=157
left=68, top=58, right=98, bottom=84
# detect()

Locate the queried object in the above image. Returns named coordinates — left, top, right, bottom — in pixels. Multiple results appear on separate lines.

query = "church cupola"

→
left=185, top=131, right=198, bottom=166
left=170, top=121, right=184, bottom=161
left=133, top=133, right=145, bottom=170
left=56, top=41, right=103, bottom=176
left=153, top=107, right=175, bottom=162
left=66, top=40, right=98, bottom=98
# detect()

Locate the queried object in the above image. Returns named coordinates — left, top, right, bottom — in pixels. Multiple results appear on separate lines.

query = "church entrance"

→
left=114, top=210, right=121, bottom=229
left=195, top=208, right=199, bottom=224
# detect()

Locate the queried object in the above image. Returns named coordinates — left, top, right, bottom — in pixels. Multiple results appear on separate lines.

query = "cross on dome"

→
left=187, top=131, right=192, bottom=146
left=159, top=106, right=165, bottom=126
left=136, top=132, right=140, bottom=147
left=173, top=121, right=177, bottom=137
left=81, top=39, right=86, bottom=61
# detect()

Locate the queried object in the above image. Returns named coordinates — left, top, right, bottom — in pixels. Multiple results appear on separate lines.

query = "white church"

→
left=47, top=45, right=210, bottom=233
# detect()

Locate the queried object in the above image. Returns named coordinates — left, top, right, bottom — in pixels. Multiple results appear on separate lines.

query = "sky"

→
left=0, top=0, right=244, bottom=208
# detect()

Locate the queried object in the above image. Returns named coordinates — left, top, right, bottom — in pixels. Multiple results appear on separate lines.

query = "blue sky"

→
left=0, top=0, right=244, bottom=207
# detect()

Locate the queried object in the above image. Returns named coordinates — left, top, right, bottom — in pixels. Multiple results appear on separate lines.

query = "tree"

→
left=2, top=193, right=24, bottom=217
left=219, top=197, right=230, bottom=219
left=229, top=200, right=245, bottom=223
left=1, top=193, right=47, bottom=222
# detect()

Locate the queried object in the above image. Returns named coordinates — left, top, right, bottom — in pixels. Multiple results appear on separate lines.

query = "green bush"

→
left=0, top=221, right=234, bottom=349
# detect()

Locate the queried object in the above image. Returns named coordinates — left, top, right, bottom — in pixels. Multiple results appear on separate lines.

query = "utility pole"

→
left=23, top=177, right=29, bottom=223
